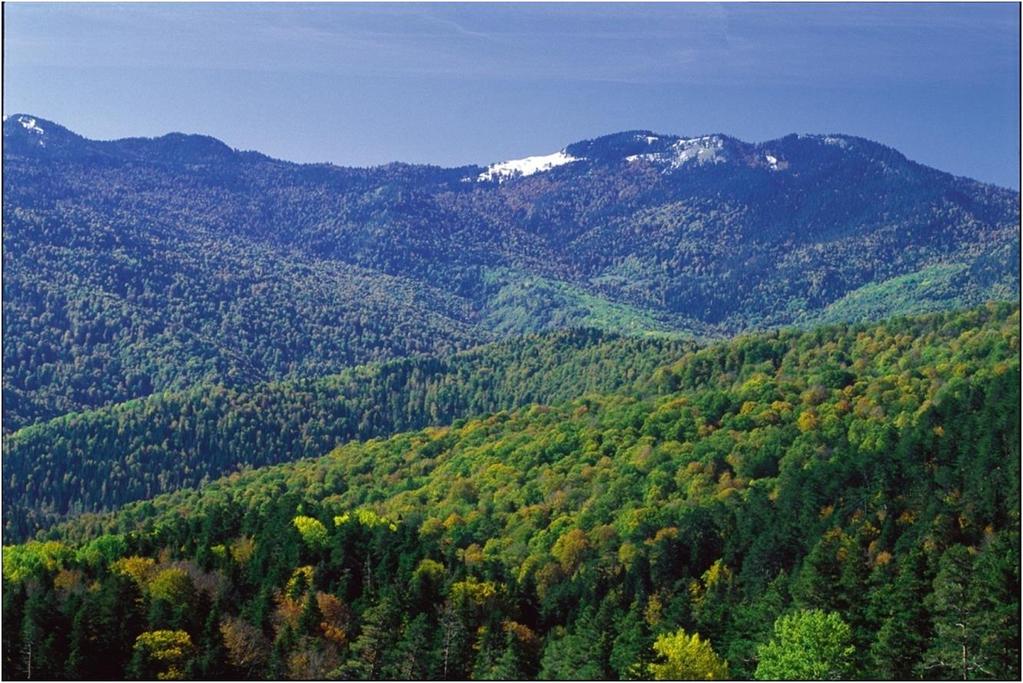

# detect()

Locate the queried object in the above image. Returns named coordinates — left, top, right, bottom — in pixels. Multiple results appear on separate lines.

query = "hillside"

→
left=4, top=115, right=1018, bottom=430
left=3, top=329, right=694, bottom=540
left=3, top=304, right=1019, bottom=680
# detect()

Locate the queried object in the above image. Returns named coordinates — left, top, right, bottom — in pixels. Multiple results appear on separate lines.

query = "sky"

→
left=3, top=2, right=1020, bottom=189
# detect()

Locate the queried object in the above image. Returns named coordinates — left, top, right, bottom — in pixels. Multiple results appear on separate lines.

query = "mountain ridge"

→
left=5, top=113, right=1001, bottom=189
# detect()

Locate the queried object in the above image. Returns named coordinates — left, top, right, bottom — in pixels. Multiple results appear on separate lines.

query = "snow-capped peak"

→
left=18, top=116, right=45, bottom=135
left=626, top=135, right=729, bottom=169
left=476, top=149, right=581, bottom=182
left=9, top=115, right=48, bottom=147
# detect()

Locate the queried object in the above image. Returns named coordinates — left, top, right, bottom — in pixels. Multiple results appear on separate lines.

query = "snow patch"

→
left=625, top=154, right=649, bottom=163
left=664, top=136, right=727, bottom=168
left=18, top=116, right=44, bottom=135
left=624, top=136, right=727, bottom=169
left=477, top=149, right=581, bottom=182
left=798, top=133, right=851, bottom=149
left=765, top=154, right=779, bottom=170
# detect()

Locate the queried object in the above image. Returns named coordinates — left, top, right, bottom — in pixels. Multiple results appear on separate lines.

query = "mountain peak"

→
left=3, top=114, right=242, bottom=166
left=472, top=130, right=756, bottom=183
left=10, top=114, right=46, bottom=137
left=467, top=128, right=926, bottom=184
left=4, top=113, right=75, bottom=142
left=4, top=114, right=88, bottom=159
left=115, top=131, right=237, bottom=164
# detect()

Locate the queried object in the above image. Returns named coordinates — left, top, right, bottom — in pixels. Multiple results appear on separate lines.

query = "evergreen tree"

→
left=919, top=545, right=988, bottom=679
left=868, top=549, right=932, bottom=678
left=609, top=600, right=652, bottom=680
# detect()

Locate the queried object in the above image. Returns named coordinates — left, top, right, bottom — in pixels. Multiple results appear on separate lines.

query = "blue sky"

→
left=4, top=2, right=1020, bottom=188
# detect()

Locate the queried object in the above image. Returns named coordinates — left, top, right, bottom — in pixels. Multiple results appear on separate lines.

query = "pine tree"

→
left=919, top=545, right=988, bottom=679
left=341, top=596, right=397, bottom=679
left=868, top=549, right=932, bottom=678
left=968, top=532, right=1020, bottom=679
left=610, top=600, right=652, bottom=680
left=387, top=613, right=436, bottom=679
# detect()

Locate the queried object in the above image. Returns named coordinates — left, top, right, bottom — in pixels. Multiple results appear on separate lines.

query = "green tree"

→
left=969, top=532, right=1021, bottom=679
left=868, top=549, right=932, bottom=678
left=919, top=544, right=1000, bottom=680
left=292, top=516, right=328, bottom=549
left=339, top=596, right=397, bottom=679
left=385, top=613, right=436, bottom=679
left=755, top=610, right=855, bottom=680
left=538, top=616, right=607, bottom=681
left=647, top=628, right=729, bottom=680
left=610, top=600, right=652, bottom=679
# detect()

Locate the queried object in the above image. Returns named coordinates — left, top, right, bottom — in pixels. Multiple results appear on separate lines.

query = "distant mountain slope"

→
left=3, top=115, right=1018, bottom=428
left=3, top=329, right=694, bottom=540
left=6, top=305, right=1017, bottom=680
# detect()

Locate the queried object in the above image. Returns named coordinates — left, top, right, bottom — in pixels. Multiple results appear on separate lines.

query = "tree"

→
left=868, top=549, right=932, bottom=678
left=919, top=544, right=997, bottom=680
left=148, top=567, right=194, bottom=606
left=385, top=613, right=436, bottom=679
left=610, top=600, right=652, bottom=679
left=219, top=616, right=268, bottom=675
left=191, top=603, right=229, bottom=679
left=292, top=516, right=328, bottom=549
left=129, top=630, right=194, bottom=680
left=478, top=629, right=531, bottom=681
left=647, top=628, right=729, bottom=680
left=438, top=598, right=472, bottom=680
left=339, top=597, right=397, bottom=679
left=755, top=610, right=854, bottom=680
left=968, top=532, right=1021, bottom=679
left=538, top=610, right=609, bottom=681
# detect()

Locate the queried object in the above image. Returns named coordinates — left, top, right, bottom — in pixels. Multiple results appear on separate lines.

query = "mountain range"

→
left=4, top=114, right=1018, bottom=433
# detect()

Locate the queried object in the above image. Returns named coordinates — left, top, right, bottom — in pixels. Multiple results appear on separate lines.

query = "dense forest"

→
left=4, top=304, right=1018, bottom=680
left=4, top=116, right=1018, bottom=429
left=4, top=330, right=694, bottom=540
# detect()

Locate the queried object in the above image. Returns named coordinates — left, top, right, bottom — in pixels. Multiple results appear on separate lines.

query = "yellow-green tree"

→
left=293, top=516, right=328, bottom=549
left=131, top=630, right=194, bottom=680
left=755, top=609, right=854, bottom=680
left=148, top=567, right=193, bottom=604
left=647, top=629, right=729, bottom=680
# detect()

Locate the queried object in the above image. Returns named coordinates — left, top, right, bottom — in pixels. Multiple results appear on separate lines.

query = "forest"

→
left=4, top=330, right=693, bottom=540
left=3, top=304, right=1018, bottom=680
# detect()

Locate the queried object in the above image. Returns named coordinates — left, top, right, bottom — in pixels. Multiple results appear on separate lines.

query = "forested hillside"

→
left=4, top=305, right=1018, bottom=680
left=4, top=330, right=693, bottom=540
left=4, top=115, right=1018, bottom=430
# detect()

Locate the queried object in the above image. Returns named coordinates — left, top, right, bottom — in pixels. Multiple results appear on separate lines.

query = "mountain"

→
left=4, top=305, right=1018, bottom=680
left=4, top=114, right=1018, bottom=432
